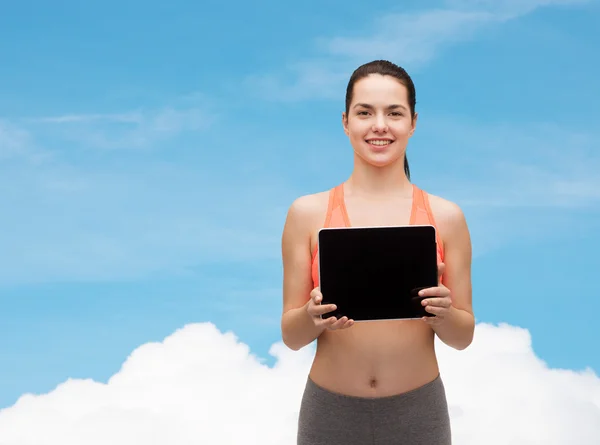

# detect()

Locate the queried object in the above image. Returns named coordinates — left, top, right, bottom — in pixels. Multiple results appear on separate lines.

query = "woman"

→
left=280, top=60, right=474, bottom=444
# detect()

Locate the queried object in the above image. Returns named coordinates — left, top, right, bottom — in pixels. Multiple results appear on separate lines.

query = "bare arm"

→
left=280, top=198, right=327, bottom=351
left=430, top=201, right=475, bottom=350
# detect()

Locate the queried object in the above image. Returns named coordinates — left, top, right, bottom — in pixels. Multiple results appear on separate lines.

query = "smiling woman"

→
left=343, top=62, right=416, bottom=178
left=280, top=60, right=474, bottom=445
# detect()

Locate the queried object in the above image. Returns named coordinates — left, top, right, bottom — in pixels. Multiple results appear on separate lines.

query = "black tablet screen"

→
left=318, top=225, right=438, bottom=321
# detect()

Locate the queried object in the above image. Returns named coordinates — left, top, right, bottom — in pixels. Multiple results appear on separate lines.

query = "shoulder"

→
left=425, top=192, right=470, bottom=244
left=283, top=190, right=331, bottom=234
left=288, top=190, right=330, bottom=217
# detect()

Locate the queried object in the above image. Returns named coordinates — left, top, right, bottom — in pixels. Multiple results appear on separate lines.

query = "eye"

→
left=390, top=112, right=403, bottom=116
left=357, top=111, right=369, bottom=116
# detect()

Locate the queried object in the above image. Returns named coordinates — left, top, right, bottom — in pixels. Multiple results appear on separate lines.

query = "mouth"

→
left=365, top=138, right=394, bottom=147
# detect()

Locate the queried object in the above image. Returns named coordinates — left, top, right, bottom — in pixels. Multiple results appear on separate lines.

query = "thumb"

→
left=437, top=262, right=445, bottom=284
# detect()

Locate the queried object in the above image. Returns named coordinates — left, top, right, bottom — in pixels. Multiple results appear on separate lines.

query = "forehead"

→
left=351, top=74, right=408, bottom=105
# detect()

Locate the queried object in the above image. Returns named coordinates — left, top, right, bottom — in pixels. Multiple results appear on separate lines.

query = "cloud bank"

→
left=1, top=322, right=598, bottom=444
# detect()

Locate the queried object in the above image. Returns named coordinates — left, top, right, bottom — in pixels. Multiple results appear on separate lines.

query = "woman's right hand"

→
left=307, top=287, right=354, bottom=330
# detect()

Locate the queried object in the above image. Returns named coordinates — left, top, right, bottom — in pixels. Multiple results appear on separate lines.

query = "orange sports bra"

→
left=311, top=182, right=444, bottom=288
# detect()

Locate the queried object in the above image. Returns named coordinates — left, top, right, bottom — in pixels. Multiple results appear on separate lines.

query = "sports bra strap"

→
left=323, top=186, right=337, bottom=228
left=420, top=189, right=444, bottom=257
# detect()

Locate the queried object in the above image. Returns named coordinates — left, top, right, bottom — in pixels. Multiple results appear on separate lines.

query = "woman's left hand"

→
left=420, top=262, right=453, bottom=325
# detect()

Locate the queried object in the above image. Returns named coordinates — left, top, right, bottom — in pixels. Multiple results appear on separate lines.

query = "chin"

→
left=357, top=151, right=403, bottom=168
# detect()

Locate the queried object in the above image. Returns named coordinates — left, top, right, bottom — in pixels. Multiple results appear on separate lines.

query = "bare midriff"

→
left=308, top=319, right=440, bottom=397
left=306, top=182, right=443, bottom=397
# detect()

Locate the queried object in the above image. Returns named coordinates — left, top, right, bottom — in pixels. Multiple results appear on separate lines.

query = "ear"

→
left=410, top=112, right=418, bottom=136
left=342, top=112, right=349, bottom=136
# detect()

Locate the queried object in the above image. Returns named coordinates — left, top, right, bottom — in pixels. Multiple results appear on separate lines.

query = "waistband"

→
left=305, top=373, right=445, bottom=406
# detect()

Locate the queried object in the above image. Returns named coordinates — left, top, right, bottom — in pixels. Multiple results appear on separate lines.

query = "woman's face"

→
left=342, top=74, right=417, bottom=168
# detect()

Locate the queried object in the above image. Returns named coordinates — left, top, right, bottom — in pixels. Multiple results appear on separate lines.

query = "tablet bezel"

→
left=317, top=224, right=439, bottom=322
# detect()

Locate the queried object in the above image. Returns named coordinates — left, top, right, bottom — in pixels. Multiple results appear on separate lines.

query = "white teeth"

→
left=368, top=140, right=391, bottom=146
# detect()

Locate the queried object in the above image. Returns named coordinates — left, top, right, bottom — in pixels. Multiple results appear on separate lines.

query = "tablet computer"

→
left=317, top=225, right=439, bottom=322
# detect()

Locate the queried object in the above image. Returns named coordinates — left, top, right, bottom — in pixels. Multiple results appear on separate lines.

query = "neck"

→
left=346, top=155, right=412, bottom=198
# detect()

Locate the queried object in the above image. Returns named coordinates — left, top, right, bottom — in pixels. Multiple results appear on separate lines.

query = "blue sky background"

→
left=1, top=0, right=599, bottom=409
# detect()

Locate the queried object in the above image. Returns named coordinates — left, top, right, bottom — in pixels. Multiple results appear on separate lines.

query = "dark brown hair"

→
left=345, top=60, right=416, bottom=180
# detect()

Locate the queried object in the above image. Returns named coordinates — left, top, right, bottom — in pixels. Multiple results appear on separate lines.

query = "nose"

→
left=372, top=114, right=388, bottom=132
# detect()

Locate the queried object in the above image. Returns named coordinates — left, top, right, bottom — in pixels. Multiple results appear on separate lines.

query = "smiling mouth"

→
left=366, top=139, right=394, bottom=146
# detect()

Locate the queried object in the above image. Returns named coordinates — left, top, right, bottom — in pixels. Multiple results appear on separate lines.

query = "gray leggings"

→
left=297, top=374, right=451, bottom=445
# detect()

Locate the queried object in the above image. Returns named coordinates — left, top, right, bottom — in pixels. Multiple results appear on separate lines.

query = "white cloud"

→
left=416, top=117, right=600, bottom=209
left=444, top=0, right=592, bottom=17
left=30, top=112, right=143, bottom=124
left=26, top=106, right=214, bottom=150
left=0, top=322, right=598, bottom=444
left=248, top=0, right=594, bottom=101
left=0, top=120, right=31, bottom=158
left=245, top=60, right=350, bottom=102
left=324, top=10, right=495, bottom=64
left=0, top=120, right=51, bottom=163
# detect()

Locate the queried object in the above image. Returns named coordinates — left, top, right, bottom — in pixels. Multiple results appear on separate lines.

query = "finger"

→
left=328, top=316, right=348, bottom=329
left=318, top=316, right=337, bottom=327
left=335, top=318, right=354, bottom=330
left=419, top=285, right=450, bottom=297
left=424, top=305, right=447, bottom=315
left=310, top=287, right=322, bottom=301
left=421, top=297, right=452, bottom=308
left=437, top=262, right=445, bottom=284
left=308, top=303, right=337, bottom=316
left=311, top=293, right=322, bottom=305
left=341, top=319, right=355, bottom=329
left=328, top=316, right=349, bottom=330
